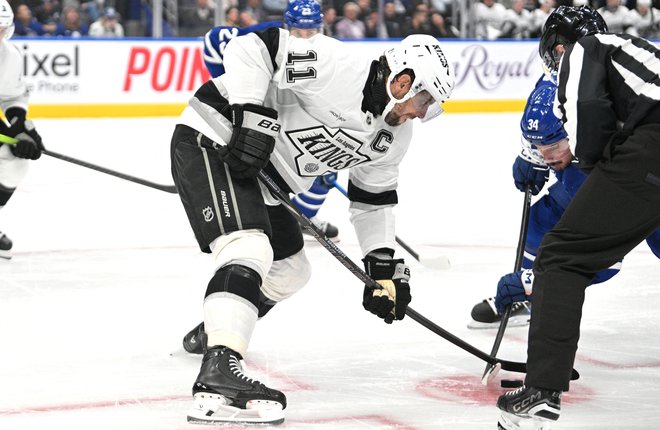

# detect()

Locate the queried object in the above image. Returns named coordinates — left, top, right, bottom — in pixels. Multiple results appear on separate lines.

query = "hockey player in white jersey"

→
left=0, top=0, right=45, bottom=259
left=170, top=30, right=454, bottom=424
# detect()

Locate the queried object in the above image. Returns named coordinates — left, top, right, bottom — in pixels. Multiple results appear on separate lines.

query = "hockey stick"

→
left=257, top=169, right=579, bottom=380
left=481, top=185, right=532, bottom=385
left=43, top=149, right=178, bottom=194
left=330, top=179, right=451, bottom=270
left=1, top=134, right=178, bottom=193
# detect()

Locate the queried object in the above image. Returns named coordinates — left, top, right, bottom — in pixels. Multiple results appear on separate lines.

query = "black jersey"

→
left=556, top=33, right=660, bottom=172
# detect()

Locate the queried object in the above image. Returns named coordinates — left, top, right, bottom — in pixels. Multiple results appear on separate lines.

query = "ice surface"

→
left=1, top=114, right=658, bottom=429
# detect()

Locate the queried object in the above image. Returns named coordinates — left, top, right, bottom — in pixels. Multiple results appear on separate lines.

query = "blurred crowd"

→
left=6, top=0, right=660, bottom=39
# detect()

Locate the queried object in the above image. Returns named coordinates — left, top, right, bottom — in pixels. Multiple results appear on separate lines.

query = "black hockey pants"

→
left=526, top=124, right=660, bottom=391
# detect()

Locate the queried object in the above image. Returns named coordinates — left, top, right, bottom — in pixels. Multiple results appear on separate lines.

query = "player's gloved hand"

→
left=218, top=103, right=279, bottom=178
left=3, top=107, right=28, bottom=138
left=495, top=269, right=534, bottom=314
left=512, top=156, right=549, bottom=195
left=362, top=250, right=412, bottom=324
left=10, top=120, right=44, bottom=160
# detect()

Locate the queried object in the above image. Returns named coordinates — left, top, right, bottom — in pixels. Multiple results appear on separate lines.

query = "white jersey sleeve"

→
left=0, top=40, right=29, bottom=114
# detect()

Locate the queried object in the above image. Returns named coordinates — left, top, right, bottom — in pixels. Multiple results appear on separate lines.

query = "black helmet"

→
left=539, top=5, right=608, bottom=72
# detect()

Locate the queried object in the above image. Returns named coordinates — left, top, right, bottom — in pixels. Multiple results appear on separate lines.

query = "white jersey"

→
left=179, top=28, right=414, bottom=254
left=0, top=38, right=29, bottom=114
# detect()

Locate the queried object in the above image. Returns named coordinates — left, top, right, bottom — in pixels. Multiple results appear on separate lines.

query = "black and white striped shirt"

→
left=555, top=33, right=660, bottom=171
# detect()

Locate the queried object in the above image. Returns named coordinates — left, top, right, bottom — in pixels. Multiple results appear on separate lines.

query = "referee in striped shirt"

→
left=497, top=6, right=660, bottom=429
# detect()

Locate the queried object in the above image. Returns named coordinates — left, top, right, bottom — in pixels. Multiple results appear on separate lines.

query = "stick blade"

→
left=418, top=254, right=451, bottom=270
left=481, top=362, right=501, bottom=386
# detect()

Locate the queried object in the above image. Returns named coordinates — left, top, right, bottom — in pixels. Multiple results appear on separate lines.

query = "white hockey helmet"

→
left=383, top=34, right=455, bottom=122
left=0, top=0, right=14, bottom=40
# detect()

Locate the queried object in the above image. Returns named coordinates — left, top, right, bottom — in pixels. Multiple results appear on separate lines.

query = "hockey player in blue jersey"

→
left=181, top=0, right=339, bottom=355
left=469, top=74, right=660, bottom=329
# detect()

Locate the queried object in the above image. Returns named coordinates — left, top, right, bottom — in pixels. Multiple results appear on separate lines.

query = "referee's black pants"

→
left=526, top=124, right=660, bottom=391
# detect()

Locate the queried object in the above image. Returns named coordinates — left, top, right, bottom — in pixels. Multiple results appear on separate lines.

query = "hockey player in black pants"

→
left=171, top=30, right=454, bottom=424
left=0, top=0, right=45, bottom=260
left=497, top=5, right=660, bottom=429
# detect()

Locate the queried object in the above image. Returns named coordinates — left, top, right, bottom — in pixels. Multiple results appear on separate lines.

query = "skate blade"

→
left=0, top=250, right=12, bottom=260
left=467, top=315, right=530, bottom=330
left=187, top=393, right=284, bottom=425
left=498, top=412, right=552, bottom=430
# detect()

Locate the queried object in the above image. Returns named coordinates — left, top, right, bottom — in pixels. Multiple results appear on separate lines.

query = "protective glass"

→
left=536, top=138, right=572, bottom=169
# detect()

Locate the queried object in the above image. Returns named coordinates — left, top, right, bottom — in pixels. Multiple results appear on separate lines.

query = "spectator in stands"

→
left=78, top=0, right=100, bottom=25
left=500, top=0, right=532, bottom=37
left=263, top=0, right=287, bottom=19
left=179, top=0, right=214, bottom=36
left=34, top=0, right=61, bottom=27
left=429, top=11, right=458, bottom=37
left=225, top=6, right=241, bottom=26
left=530, top=0, right=555, bottom=37
left=243, top=0, right=268, bottom=22
left=54, top=4, right=88, bottom=36
left=356, top=0, right=372, bottom=19
left=89, top=6, right=124, bottom=37
left=334, top=1, right=366, bottom=38
left=627, top=0, right=660, bottom=37
left=431, top=0, right=451, bottom=15
left=14, top=3, right=54, bottom=35
left=473, top=0, right=508, bottom=39
left=240, top=9, right=259, bottom=25
left=383, top=0, right=403, bottom=37
left=363, top=9, right=381, bottom=37
left=402, top=5, right=431, bottom=36
left=598, top=0, right=633, bottom=32
left=322, top=5, right=337, bottom=36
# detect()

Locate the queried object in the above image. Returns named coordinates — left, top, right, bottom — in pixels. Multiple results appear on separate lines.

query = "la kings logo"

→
left=286, top=127, right=371, bottom=175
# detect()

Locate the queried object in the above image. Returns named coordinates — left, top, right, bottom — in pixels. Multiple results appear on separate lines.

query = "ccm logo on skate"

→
left=513, top=391, right=541, bottom=412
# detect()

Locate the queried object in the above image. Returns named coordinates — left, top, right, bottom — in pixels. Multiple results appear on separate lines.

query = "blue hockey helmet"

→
left=520, top=81, right=567, bottom=146
left=284, top=0, right=323, bottom=29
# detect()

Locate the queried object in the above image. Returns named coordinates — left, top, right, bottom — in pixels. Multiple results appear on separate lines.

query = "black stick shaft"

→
left=257, top=170, right=549, bottom=376
left=482, top=186, right=532, bottom=379
left=44, top=149, right=178, bottom=194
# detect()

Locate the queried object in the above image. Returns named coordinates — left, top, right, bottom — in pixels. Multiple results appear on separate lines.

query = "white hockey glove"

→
left=362, top=250, right=412, bottom=324
left=217, top=104, right=279, bottom=179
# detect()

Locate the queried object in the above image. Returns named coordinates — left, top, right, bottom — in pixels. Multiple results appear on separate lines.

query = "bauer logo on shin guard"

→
left=202, top=206, right=215, bottom=222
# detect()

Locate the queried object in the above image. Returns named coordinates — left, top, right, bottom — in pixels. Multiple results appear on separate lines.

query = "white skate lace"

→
left=228, top=355, right=257, bottom=384
left=505, top=385, right=527, bottom=397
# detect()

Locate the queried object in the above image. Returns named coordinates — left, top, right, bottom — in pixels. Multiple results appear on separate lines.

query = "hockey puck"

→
left=500, top=379, right=524, bottom=388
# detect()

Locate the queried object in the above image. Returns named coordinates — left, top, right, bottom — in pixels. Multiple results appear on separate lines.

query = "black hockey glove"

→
left=217, top=103, right=279, bottom=179
left=9, top=120, right=44, bottom=160
left=362, top=250, right=412, bottom=324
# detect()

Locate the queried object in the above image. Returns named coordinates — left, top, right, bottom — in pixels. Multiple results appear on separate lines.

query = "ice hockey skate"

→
left=467, top=297, right=531, bottom=329
left=182, top=322, right=206, bottom=354
left=187, top=346, right=286, bottom=425
left=497, top=385, right=561, bottom=430
left=0, top=231, right=13, bottom=260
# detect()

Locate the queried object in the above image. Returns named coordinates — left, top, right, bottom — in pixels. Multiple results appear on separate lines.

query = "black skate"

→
left=302, top=216, right=339, bottom=240
left=497, top=385, right=561, bottom=430
left=182, top=322, right=206, bottom=354
left=187, top=346, right=287, bottom=424
left=0, top=231, right=13, bottom=260
left=467, top=297, right=531, bottom=329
